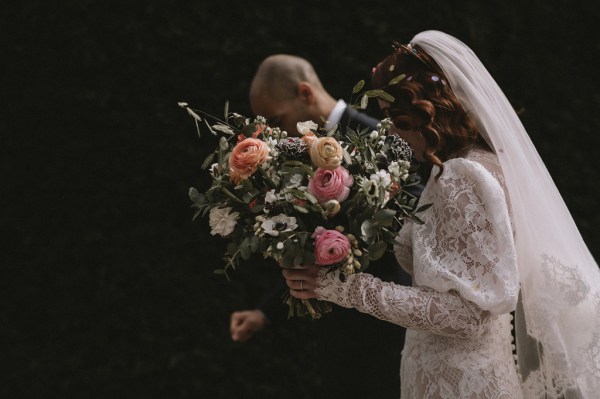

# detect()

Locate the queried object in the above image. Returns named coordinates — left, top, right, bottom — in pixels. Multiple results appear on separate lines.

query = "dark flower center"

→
left=274, top=222, right=288, bottom=231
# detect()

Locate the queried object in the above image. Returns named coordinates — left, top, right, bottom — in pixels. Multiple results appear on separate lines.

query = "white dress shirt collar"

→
left=324, top=99, right=347, bottom=132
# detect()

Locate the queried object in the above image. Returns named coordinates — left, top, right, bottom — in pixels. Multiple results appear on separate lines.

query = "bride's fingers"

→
left=290, top=287, right=316, bottom=299
left=284, top=279, right=313, bottom=291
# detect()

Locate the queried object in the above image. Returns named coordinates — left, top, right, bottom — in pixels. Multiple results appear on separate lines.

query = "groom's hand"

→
left=230, top=310, right=268, bottom=342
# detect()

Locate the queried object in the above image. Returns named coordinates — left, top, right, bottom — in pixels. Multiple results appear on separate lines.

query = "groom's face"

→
left=251, top=95, right=312, bottom=136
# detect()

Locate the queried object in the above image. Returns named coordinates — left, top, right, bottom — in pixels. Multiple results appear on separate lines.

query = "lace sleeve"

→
left=315, top=269, right=490, bottom=338
left=412, top=157, right=519, bottom=315
left=315, top=155, right=519, bottom=338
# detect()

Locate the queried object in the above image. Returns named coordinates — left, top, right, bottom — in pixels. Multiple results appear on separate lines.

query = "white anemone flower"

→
left=261, top=214, right=298, bottom=236
left=209, top=206, right=240, bottom=236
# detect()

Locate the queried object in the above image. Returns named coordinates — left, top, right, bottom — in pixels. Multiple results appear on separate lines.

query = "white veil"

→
left=412, top=30, right=600, bottom=398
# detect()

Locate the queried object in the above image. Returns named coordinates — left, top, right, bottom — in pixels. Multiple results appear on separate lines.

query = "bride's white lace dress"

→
left=315, top=148, right=523, bottom=398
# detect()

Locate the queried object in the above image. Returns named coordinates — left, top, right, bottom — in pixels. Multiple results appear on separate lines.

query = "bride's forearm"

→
left=315, top=269, right=490, bottom=338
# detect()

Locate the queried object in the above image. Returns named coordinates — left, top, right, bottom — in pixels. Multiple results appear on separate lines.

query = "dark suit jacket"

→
left=256, top=106, right=421, bottom=398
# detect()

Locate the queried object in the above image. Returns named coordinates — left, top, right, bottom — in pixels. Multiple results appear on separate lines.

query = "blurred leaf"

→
left=368, top=241, right=388, bottom=260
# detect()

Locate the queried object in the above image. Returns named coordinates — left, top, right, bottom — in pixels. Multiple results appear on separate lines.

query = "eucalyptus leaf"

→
left=343, top=147, right=352, bottom=165
left=303, top=251, right=315, bottom=265
left=241, top=123, right=257, bottom=136
left=304, top=192, right=318, bottom=205
left=363, top=89, right=395, bottom=103
left=360, top=94, right=368, bottom=109
left=227, top=242, right=238, bottom=256
left=388, top=74, right=406, bottom=85
left=361, top=219, right=377, bottom=243
left=294, top=205, right=309, bottom=213
left=192, top=209, right=202, bottom=221
left=294, top=253, right=303, bottom=266
left=240, top=238, right=251, bottom=260
left=187, top=107, right=202, bottom=121
left=412, top=215, right=425, bottom=225
left=250, top=235, right=260, bottom=252
left=204, top=119, right=217, bottom=135
left=368, top=241, right=388, bottom=260
left=374, top=209, right=396, bottom=227
left=188, top=187, right=206, bottom=204
left=242, top=192, right=255, bottom=203
left=416, top=203, right=433, bottom=213
left=201, top=152, right=216, bottom=170
left=224, top=100, right=229, bottom=120
left=221, top=187, right=244, bottom=203
left=352, top=80, right=365, bottom=94
left=213, top=124, right=235, bottom=135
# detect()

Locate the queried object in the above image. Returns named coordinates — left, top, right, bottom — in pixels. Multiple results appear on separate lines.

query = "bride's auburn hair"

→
left=372, top=44, right=485, bottom=178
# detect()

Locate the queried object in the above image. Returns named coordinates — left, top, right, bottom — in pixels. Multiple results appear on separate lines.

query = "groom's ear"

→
left=296, top=82, right=315, bottom=105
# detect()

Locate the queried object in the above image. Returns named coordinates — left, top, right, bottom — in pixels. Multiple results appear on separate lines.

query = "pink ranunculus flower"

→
left=312, top=227, right=351, bottom=265
left=228, top=138, right=271, bottom=184
left=307, top=166, right=354, bottom=205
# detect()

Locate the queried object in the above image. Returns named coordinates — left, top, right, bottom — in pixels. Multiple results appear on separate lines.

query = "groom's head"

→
left=249, top=54, right=336, bottom=136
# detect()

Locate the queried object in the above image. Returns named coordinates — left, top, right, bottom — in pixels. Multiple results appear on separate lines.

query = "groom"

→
left=230, top=54, right=415, bottom=398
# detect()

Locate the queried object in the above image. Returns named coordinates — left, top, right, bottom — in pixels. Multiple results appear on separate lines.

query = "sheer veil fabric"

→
left=412, top=30, right=600, bottom=398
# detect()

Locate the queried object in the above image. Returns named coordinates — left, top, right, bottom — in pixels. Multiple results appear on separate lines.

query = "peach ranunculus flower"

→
left=310, top=137, right=343, bottom=170
left=228, top=138, right=271, bottom=184
left=312, top=226, right=351, bottom=265
left=307, top=166, right=354, bottom=205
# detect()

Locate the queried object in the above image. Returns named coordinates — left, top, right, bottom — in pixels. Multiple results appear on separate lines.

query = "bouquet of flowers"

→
left=181, top=83, right=428, bottom=318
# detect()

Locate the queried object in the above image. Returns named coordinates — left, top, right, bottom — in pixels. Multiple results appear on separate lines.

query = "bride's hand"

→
left=282, top=265, right=321, bottom=299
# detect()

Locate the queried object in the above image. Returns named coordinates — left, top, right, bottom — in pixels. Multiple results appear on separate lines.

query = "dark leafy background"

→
left=4, top=1, right=599, bottom=398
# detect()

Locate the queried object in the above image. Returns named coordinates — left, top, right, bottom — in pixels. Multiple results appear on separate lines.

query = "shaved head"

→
left=250, top=54, right=324, bottom=101
left=248, top=54, right=336, bottom=135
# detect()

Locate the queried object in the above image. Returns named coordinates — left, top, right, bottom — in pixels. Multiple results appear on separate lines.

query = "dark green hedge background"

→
left=4, top=1, right=599, bottom=398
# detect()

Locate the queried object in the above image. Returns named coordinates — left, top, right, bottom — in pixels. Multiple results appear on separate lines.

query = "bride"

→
left=283, top=31, right=600, bottom=398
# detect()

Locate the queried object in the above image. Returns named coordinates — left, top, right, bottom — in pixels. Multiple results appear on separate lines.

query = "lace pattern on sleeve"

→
left=315, top=268, right=490, bottom=338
